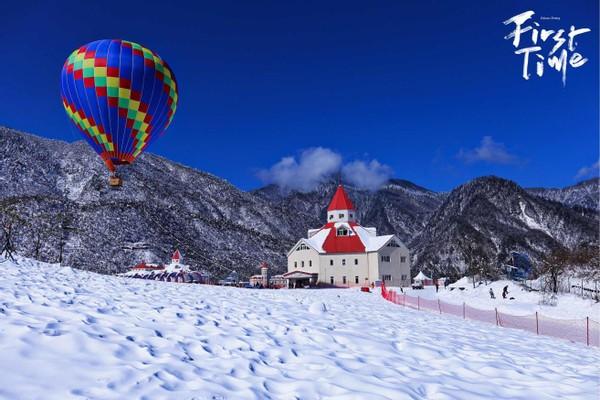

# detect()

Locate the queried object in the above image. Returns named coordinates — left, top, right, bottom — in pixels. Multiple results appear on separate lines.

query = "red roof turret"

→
left=327, top=185, right=355, bottom=211
left=172, top=249, right=181, bottom=262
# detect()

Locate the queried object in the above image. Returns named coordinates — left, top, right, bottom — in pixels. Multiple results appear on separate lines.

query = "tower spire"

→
left=326, top=184, right=356, bottom=223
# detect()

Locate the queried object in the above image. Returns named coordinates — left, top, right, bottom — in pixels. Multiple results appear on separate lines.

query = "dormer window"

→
left=336, top=227, right=349, bottom=236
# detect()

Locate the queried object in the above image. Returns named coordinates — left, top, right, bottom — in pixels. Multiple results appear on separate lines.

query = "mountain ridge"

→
left=1, top=126, right=597, bottom=279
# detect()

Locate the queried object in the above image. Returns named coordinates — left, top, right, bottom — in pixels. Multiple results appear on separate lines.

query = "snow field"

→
left=398, top=278, right=600, bottom=320
left=0, top=258, right=599, bottom=399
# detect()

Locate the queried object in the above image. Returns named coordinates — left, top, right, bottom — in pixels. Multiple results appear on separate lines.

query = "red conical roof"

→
left=172, top=249, right=181, bottom=261
left=327, top=185, right=355, bottom=211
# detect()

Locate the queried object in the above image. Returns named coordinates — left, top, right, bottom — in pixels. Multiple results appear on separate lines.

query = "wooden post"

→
left=587, top=317, right=590, bottom=346
left=463, top=302, right=466, bottom=319
left=495, top=308, right=499, bottom=326
left=535, top=312, right=539, bottom=335
left=417, top=296, right=420, bottom=311
left=438, top=299, right=442, bottom=314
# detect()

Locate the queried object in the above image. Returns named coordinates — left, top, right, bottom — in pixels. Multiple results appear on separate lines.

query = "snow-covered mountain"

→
left=527, top=178, right=599, bottom=211
left=410, top=176, right=598, bottom=277
left=1, top=127, right=597, bottom=278
left=0, top=127, right=310, bottom=277
left=253, top=179, right=445, bottom=244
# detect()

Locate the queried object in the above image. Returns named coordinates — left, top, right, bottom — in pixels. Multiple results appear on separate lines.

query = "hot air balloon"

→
left=60, top=39, right=178, bottom=187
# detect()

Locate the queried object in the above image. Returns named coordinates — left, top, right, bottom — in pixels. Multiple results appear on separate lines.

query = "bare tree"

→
left=571, top=243, right=600, bottom=300
left=465, top=242, right=487, bottom=288
left=538, top=248, right=570, bottom=294
left=0, top=219, right=16, bottom=261
left=30, top=225, right=49, bottom=261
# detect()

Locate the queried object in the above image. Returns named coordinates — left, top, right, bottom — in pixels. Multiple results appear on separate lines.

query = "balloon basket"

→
left=108, top=175, right=123, bottom=188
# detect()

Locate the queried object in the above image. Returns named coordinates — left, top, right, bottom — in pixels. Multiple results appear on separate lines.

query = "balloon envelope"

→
left=61, top=39, right=178, bottom=172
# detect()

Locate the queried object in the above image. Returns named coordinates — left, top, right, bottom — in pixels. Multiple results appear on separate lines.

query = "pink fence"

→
left=380, top=284, right=599, bottom=347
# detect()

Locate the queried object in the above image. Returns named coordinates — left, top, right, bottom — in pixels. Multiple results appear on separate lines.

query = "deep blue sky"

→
left=1, top=0, right=598, bottom=191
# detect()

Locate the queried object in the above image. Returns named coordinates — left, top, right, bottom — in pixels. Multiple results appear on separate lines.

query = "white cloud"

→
left=257, top=148, right=393, bottom=191
left=575, top=160, right=600, bottom=180
left=257, top=147, right=342, bottom=192
left=457, top=136, right=519, bottom=165
left=342, top=160, right=393, bottom=191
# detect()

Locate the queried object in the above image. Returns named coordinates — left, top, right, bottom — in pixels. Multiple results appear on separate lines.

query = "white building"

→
left=286, top=184, right=411, bottom=288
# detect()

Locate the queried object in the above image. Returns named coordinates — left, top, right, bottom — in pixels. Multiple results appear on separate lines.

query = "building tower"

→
left=260, top=262, right=269, bottom=287
left=171, top=249, right=181, bottom=265
left=326, top=184, right=357, bottom=223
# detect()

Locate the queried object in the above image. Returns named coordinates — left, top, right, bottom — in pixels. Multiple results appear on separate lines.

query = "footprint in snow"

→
left=43, top=322, right=63, bottom=336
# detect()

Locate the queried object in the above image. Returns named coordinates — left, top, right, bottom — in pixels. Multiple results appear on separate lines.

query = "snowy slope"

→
left=411, top=176, right=598, bottom=275
left=528, top=178, right=600, bottom=211
left=0, top=258, right=599, bottom=400
left=398, top=279, right=600, bottom=320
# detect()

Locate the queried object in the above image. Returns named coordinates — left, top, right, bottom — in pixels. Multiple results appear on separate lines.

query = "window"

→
left=329, top=214, right=334, bottom=220
left=382, top=274, right=392, bottom=281
left=350, top=213, right=354, bottom=218
left=381, top=255, right=391, bottom=262
left=400, top=256, right=406, bottom=263
left=343, top=276, right=347, bottom=284
left=339, top=213, right=344, bottom=218
left=296, top=243, right=310, bottom=251
left=309, top=260, right=312, bottom=267
left=294, top=261, right=297, bottom=268
left=301, top=261, right=304, bottom=268
left=336, top=227, right=348, bottom=236
left=342, top=259, right=346, bottom=266
left=355, top=276, right=359, bottom=284
left=401, top=274, right=407, bottom=281
left=330, top=276, right=334, bottom=285
left=354, top=258, right=358, bottom=265
left=330, top=259, right=334, bottom=266
left=386, top=241, right=400, bottom=248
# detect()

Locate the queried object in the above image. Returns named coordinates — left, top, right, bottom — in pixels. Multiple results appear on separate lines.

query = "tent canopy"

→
left=413, top=271, right=432, bottom=281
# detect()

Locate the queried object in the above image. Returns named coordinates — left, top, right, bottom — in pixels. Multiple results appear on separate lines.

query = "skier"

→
left=489, top=288, right=496, bottom=299
left=502, top=285, right=509, bottom=299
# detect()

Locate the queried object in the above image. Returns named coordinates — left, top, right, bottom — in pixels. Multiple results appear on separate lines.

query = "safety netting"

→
left=380, top=283, right=598, bottom=347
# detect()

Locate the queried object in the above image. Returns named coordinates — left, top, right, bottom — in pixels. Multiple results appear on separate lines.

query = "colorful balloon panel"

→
left=61, top=39, right=178, bottom=172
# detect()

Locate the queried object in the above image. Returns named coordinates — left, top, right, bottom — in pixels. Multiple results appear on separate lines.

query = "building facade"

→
left=286, top=185, right=411, bottom=288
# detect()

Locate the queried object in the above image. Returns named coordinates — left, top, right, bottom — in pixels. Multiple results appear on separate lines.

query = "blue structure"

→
left=505, top=252, right=532, bottom=280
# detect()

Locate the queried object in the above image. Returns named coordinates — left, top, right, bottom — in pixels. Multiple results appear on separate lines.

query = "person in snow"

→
left=502, top=285, right=509, bottom=299
left=489, top=288, right=495, bottom=299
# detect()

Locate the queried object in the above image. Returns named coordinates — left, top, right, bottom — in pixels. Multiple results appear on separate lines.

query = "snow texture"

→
left=0, top=257, right=599, bottom=399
